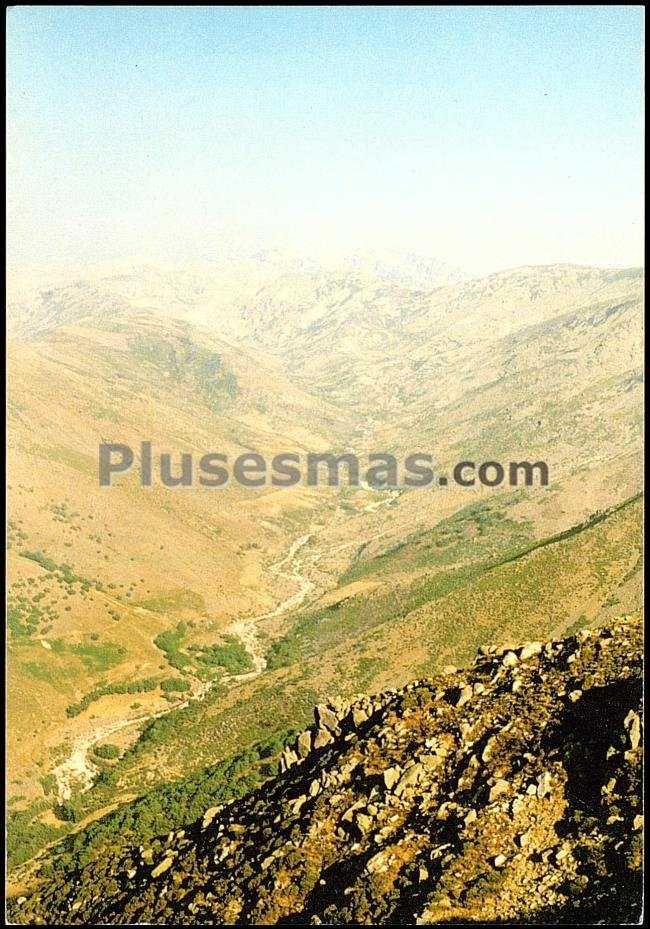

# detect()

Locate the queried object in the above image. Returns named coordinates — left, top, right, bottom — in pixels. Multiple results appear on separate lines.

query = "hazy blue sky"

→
left=7, top=6, right=644, bottom=272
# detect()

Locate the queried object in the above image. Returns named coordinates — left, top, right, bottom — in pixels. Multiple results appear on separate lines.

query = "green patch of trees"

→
left=194, top=636, right=253, bottom=674
left=160, top=677, right=191, bottom=693
left=153, top=622, right=191, bottom=669
left=66, top=677, right=159, bottom=717
left=40, top=727, right=299, bottom=876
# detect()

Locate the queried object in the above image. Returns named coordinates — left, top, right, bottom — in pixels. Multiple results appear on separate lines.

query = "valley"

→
left=6, top=255, right=644, bottom=890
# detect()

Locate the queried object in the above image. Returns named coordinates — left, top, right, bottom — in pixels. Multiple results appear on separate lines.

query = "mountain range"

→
left=6, top=252, right=643, bottom=923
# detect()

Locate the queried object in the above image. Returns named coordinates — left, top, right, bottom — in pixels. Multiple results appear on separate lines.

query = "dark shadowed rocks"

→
left=9, top=616, right=642, bottom=926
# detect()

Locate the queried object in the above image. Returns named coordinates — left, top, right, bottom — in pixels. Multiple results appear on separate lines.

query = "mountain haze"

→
left=6, top=253, right=643, bottom=924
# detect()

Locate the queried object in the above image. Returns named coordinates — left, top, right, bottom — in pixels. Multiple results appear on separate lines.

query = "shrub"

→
left=160, top=677, right=191, bottom=694
left=93, top=743, right=120, bottom=760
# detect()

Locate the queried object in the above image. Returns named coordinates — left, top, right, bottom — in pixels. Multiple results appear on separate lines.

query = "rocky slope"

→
left=11, top=615, right=642, bottom=925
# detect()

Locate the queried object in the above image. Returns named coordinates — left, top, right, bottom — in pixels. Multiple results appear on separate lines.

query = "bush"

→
left=153, top=622, right=191, bottom=670
left=195, top=635, right=253, bottom=674
left=160, top=677, right=191, bottom=694
left=93, top=743, right=120, bottom=760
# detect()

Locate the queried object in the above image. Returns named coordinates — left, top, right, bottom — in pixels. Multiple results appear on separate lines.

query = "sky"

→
left=6, top=5, right=645, bottom=274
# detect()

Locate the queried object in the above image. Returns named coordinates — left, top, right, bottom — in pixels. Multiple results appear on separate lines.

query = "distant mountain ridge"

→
left=6, top=255, right=643, bottom=891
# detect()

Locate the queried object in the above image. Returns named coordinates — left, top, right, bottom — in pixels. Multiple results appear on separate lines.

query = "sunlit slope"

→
left=7, top=311, right=345, bottom=808
left=6, top=259, right=643, bottom=877
left=229, top=265, right=643, bottom=417
left=11, top=616, right=642, bottom=925
left=261, top=493, right=642, bottom=686
left=7, top=493, right=641, bottom=886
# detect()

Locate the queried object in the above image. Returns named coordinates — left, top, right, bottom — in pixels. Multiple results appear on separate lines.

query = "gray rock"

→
left=536, top=771, right=553, bottom=799
left=151, top=856, right=174, bottom=878
left=464, top=809, right=477, bottom=827
left=352, top=707, right=370, bottom=727
left=395, top=763, right=423, bottom=796
left=356, top=812, right=374, bottom=834
left=315, top=704, right=341, bottom=735
left=489, top=779, right=510, bottom=801
left=455, top=685, right=473, bottom=707
left=201, top=806, right=222, bottom=830
left=289, top=794, right=307, bottom=815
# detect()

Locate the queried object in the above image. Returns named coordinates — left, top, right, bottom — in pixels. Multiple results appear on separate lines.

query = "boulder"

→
left=489, top=779, right=510, bottom=802
left=624, top=711, right=641, bottom=750
left=151, top=856, right=174, bottom=879
left=519, top=642, right=543, bottom=660
left=297, top=730, right=312, bottom=758
left=313, top=727, right=334, bottom=750
left=315, top=704, right=341, bottom=735
left=383, top=766, right=401, bottom=790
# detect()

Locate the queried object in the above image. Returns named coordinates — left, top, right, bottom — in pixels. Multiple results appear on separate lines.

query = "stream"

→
left=51, top=534, right=315, bottom=801
left=52, top=490, right=399, bottom=802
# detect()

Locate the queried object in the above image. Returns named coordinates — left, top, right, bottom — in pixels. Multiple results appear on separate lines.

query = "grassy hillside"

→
left=8, top=493, right=641, bottom=880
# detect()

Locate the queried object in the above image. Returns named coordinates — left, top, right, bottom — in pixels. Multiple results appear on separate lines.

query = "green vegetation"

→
left=7, top=494, right=643, bottom=879
left=16, top=639, right=125, bottom=682
left=66, top=677, right=159, bottom=718
left=51, top=501, right=80, bottom=524
left=160, top=677, right=191, bottom=693
left=129, top=335, right=239, bottom=409
left=342, top=495, right=535, bottom=584
left=29, top=728, right=299, bottom=877
left=6, top=800, right=68, bottom=870
left=9, top=552, right=107, bottom=638
left=139, top=589, right=205, bottom=615
left=20, top=550, right=58, bottom=572
left=153, top=622, right=191, bottom=669
left=39, top=773, right=58, bottom=796
left=268, top=493, right=643, bottom=677
left=194, top=636, right=254, bottom=674
left=7, top=598, right=56, bottom=638
left=66, top=640, right=126, bottom=673
left=7, top=518, right=28, bottom=549
left=93, top=743, right=120, bottom=760
left=42, top=674, right=318, bottom=847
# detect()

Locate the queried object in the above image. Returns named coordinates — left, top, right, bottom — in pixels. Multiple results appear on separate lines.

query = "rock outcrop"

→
left=10, top=616, right=643, bottom=924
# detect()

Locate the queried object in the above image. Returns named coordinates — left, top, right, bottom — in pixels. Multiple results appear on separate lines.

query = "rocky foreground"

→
left=11, top=616, right=643, bottom=925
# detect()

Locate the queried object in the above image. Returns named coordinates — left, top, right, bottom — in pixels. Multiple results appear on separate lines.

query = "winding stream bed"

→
left=51, top=534, right=315, bottom=801
left=52, top=491, right=399, bottom=802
